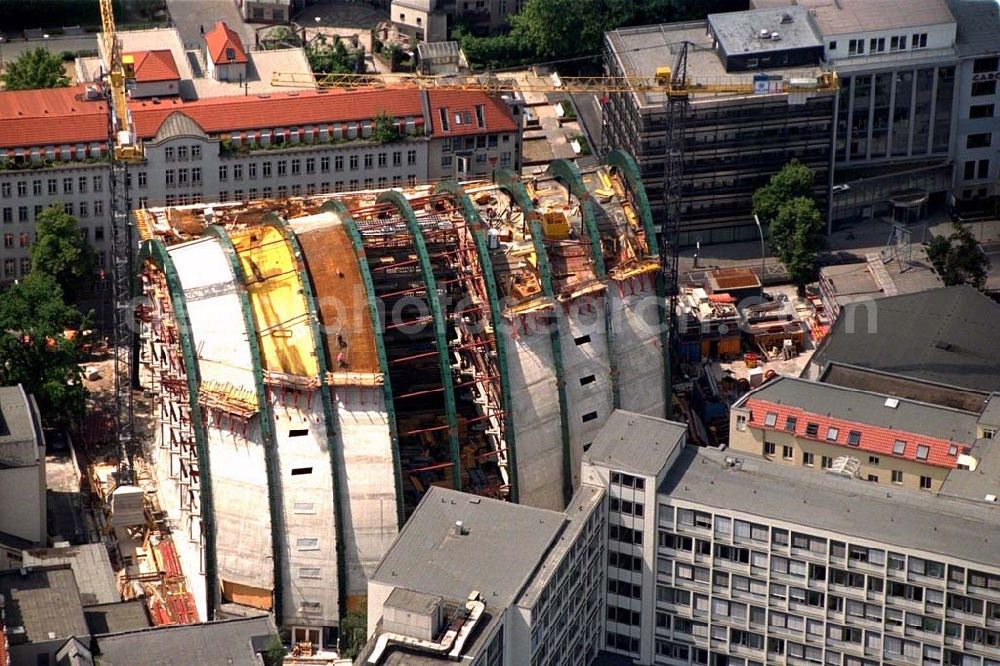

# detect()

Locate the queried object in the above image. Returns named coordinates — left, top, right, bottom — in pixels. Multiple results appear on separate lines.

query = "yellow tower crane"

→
left=98, top=0, right=141, bottom=480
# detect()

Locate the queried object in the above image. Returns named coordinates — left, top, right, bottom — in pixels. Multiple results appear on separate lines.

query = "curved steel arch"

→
left=204, top=225, right=285, bottom=622
left=260, top=213, right=348, bottom=623
left=376, top=190, right=463, bottom=491
left=494, top=170, right=574, bottom=506
left=545, top=158, right=607, bottom=279
left=604, top=149, right=659, bottom=256
left=318, top=200, right=405, bottom=527
left=432, top=181, right=519, bottom=503
left=604, top=149, right=672, bottom=418
left=136, top=239, right=218, bottom=620
left=546, top=159, right=621, bottom=409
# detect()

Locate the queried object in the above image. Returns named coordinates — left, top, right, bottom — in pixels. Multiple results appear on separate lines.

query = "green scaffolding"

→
left=493, top=167, right=574, bottom=506
left=432, top=181, right=519, bottom=503
left=136, top=239, right=219, bottom=620
left=261, top=213, right=348, bottom=625
left=376, top=190, right=463, bottom=492
left=206, top=226, right=286, bottom=623
left=319, top=201, right=406, bottom=528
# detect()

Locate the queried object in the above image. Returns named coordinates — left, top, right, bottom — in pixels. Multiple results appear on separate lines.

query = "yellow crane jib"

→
left=99, top=0, right=142, bottom=161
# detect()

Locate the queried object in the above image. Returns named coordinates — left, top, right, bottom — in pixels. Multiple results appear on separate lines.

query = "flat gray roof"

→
left=385, top=587, right=442, bottom=616
left=819, top=363, right=990, bottom=414
left=812, top=285, right=1000, bottom=394
left=24, top=544, right=119, bottom=606
left=583, top=410, right=687, bottom=477
left=371, top=486, right=564, bottom=608
left=83, top=600, right=151, bottom=635
left=0, top=565, right=89, bottom=642
left=940, top=437, right=1000, bottom=504
left=518, top=483, right=604, bottom=609
left=94, top=616, right=276, bottom=665
left=979, top=395, right=1000, bottom=427
left=792, top=0, right=955, bottom=36
left=0, top=385, right=41, bottom=468
left=743, top=375, right=980, bottom=443
left=605, top=21, right=823, bottom=109
left=947, top=0, right=1000, bottom=58
left=708, top=6, right=821, bottom=56
left=661, top=446, right=1000, bottom=568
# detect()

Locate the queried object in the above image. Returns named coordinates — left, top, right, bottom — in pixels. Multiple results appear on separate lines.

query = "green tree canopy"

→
left=1, top=47, right=70, bottom=91
left=0, top=273, right=87, bottom=425
left=771, top=197, right=825, bottom=293
left=371, top=110, right=400, bottom=144
left=926, top=222, right=990, bottom=289
left=339, top=603, right=367, bottom=659
left=751, top=159, right=815, bottom=224
left=307, top=36, right=362, bottom=75
left=30, top=205, right=97, bottom=303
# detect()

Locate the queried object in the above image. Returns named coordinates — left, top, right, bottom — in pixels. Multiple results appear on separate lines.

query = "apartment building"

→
left=728, top=375, right=996, bottom=494
left=0, top=85, right=521, bottom=283
left=361, top=483, right=607, bottom=665
left=391, top=0, right=524, bottom=42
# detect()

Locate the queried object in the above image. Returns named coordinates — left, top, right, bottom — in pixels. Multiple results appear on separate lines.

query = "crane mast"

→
left=99, top=0, right=140, bottom=482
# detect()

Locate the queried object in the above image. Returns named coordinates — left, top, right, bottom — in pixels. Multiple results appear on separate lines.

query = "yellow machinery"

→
left=99, top=0, right=141, bottom=160
left=541, top=211, right=571, bottom=241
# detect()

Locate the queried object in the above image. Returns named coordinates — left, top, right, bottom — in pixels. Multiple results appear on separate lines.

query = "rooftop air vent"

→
left=884, top=398, right=900, bottom=409
left=781, top=12, right=794, bottom=23
left=985, top=494, right=997, bottom=503
left=759, top=29, right=772, bottom=39
left=770, top=31, right=782, bottom=41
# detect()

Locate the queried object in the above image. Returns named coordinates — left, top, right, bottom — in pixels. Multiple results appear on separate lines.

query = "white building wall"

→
left=823, top=22, right=956, bottom=63
left=336, top=387, right=399, bottom=605
left=953, top=55, right=1000, bottom=198
left=271, top=389, right=340, bottom=628
left=611, top=282, right=667, bottom=419
left=502, top=321, right=564, bottom=511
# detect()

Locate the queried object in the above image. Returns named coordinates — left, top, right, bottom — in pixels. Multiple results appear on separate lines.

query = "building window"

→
left=735, top=415, right=747, bottom=431
left=911, top=33, right=927, bottom=48
left=291, top=159, right=301, bottom=175
left=364, top=154, right=373, bottom=169
left=363, top=178, right=373, bottom=189
left=47, top=179, right=57, bottom=195
left=306, top=158, right=315, bottom=174
left=349, top=155, right=358, bottom=170
left=77, top=176, right=88, bottom=193
left=821, top=456, right=832, bottom=469
left=192, top=168, right=202, bottom=185
left=63, top=177, right=73, bottom=194
left=828, top=41, right=836, bottom=50
left=93, top=175, right=103, bottom=192
left=763, top=441, right=776, bottom=456
left=805, top=422, right=819, bottom=437
left=32, top=180, right=41, bottom=196
left=219, top=165, right=228, bottom=182
left=919, top=475, right=932, bottom=490
left=964, top=160, right=977, bottom=180
left=335, top=155, right=344, bottom=171
left=869, top=455, right=879, bottom=465
left=248, top=162, right=257, bottom=179
left=825, top=427, right=839, bottom=442
left=165, top=147, right=175, bottom=161
left=234, top=164, right=244, bottom=181
left=16, top=182, right=25, bottom=197
left=191, top=145, right=201, bottom=160
left=970, top=104, right=995, bottom=119
left=178, top=168, right=188, bottom=186
left=967, top=133, right=993, bottom=149
left=915, top=445, right=930, bottom=460
left=18, top=206, right=28, bottom=222
left=407, top=149, right=417, bottom=165
left=891, top=470, right=903, bottom=484
left=441, top=155, right=453, bottom=168
left=377, top=152, right=387, bottom=168
left=296, top=538, right=319, bottom=551
left=94, top=200, right=103, bottom=216
left=802, top=452, right=814, bottom=467
left=177, top=146, right=188, bottom=160
left=94, top=226, right=104, bottom=241
left=974, top=56, right=999, bottom=73
left=263, top=161, right=273, bottom=178
left=782, top=445, right=793, bottom=460
left=848, top=39, right=864, bottom=56
left=4, top=233, right=13, bottom=248
left=784, top=416, right=797, bottom=432
left=867, top=474, right=878, bottom=482
left=393, top=151, right=402, bottom=167
left=972, top=80, right=997, bottom=97
left=847, top=431, right=861, bottom=446
left=869, top=37, right=885, bottom=53
left=979, top=159, right=991, bottom=179
left=277, top=161, right=287, bottom=176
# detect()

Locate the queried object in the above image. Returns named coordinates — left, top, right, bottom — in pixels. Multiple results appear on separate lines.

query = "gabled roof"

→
left=125, top=50, right=180, bottom=83
left=740, top=376, right=979, bottom=468
left=0, top=565, right=89, bottom=644
left=427, top=89, right=518, bottom=137
left=205, top=21, right=248, bottom=65
left=93, top=616, right=276, bottom=665
left=0, top=85, right=108, bottom=150
left=812, top=285, right=1000, bottom=393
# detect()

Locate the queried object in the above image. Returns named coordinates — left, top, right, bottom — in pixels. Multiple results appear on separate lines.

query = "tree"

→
left=752, top=161, right=825, bottom=294
left=371, top=110, right=399, bottom=144
left=261, top=635, right=285, bottom=666
left=0, top=273, right=87, bottom=426
left=339, top=603, right=367, bottom=659
left=926, top=222, right=990, bottom=289
left=771, top=197, right=825, bottom=293
left=307, top=36, right=361, bottom=75
left=29, top=205, right=97, bottom=303
left=1, top=47, right=70, bottom=91
left=751, top=159, right=815, bottom=224
left=509, top=0, right=608, bottom=58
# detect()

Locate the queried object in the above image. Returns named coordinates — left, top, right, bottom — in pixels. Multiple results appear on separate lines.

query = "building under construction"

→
left=132, top=152, right=670, bottom=640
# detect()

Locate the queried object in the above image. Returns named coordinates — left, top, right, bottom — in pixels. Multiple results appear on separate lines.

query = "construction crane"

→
left=99, top=0, right=141, bottom=483
left=273, top=48, right=837, bottom=383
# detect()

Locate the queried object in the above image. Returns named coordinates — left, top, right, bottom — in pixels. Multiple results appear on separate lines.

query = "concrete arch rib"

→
left=375, top=189, right=463, bottom=492
left=432, top=180, right=519, bottom=503
left=318, top=200, right=405, bottom=526
left=493, top=169, right=574, bottom=506
left=544, top=158, right=607, bottom=279
left=260, top=213, right=348, bottom=623
left=603, top=149, right=672, bottom=416
left=204, top=225, right=285, bottom=622
left=604, top=149, right=660, bottom=256
left=136, top=239, right=218, bottom=620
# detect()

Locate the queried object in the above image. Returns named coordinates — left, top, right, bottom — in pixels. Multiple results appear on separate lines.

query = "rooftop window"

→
left=826, top=427, right=839, bottom=442
left=893, top=440, right=906, bottom=456
left=847, top=431, right=862, bottom=447
left=915, top=445, right=930, bottom=461
left=805, top=423, right=819, bottom=437
left=764, top=412, right=778, bottom=427
left=785, top=416, right=797, bottom=432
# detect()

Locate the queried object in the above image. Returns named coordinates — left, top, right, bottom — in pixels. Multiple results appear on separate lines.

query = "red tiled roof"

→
left=204, top=21, right=248, bottom=65
left=130, top=88, right=427, bottom=139
left=427, top=89, right=518, bottom=137
left=126, top=50, right=181, bottom=83
left=746, top=397, right=965, bottom=469
left=0, top=85, right=108, bottom=149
